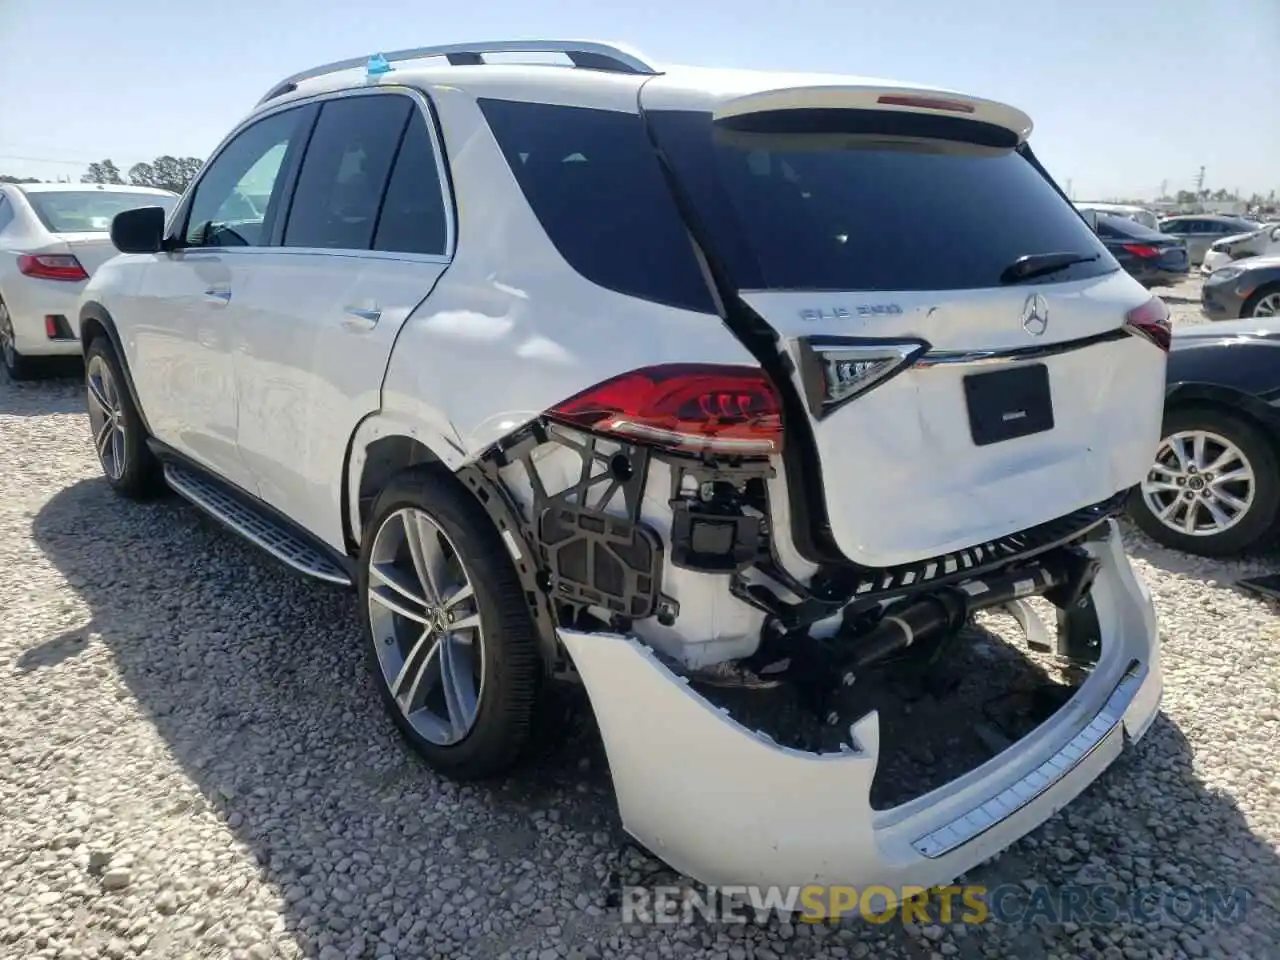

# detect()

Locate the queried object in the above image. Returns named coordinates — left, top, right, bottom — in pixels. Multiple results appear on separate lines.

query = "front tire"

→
left=84, top=336, right=164, bottom=499
left=1243, top=283, right=1280, bottom=320
left=360, top=466, right=543, bottom=780
left=1129, top=406, right=1280, bottom=557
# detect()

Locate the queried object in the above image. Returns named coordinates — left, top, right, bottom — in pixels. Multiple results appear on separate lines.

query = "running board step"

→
left=163, top=463, right=353, bottom=586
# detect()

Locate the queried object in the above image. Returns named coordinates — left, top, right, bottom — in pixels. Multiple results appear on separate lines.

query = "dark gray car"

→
left=1201, top=255, right=1280, bottom=320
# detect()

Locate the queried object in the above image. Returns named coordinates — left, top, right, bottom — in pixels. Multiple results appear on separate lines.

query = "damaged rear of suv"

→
left=453, top=66, right=1168, bottom=890
left=85, top=41, right=1167, bottom=894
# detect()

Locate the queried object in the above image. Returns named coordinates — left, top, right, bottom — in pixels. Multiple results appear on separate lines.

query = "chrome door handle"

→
left=204, top=286, right=231, bottom=305
left=342, top=306, right=381, bottom=330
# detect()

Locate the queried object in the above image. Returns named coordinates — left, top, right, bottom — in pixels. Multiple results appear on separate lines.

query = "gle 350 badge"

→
left=799, top=304, right=904, bottom=322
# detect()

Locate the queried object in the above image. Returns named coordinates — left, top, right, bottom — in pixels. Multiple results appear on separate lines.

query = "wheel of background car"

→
left=359, top=465, right=543, bottom=780
left=0, top=296, right=38, bottom=381
left=83, top=337, right=164, bottom=500
left=1243, top=284, right=1280, bottom=319
left=1129, top=406, right=1280, bottom=557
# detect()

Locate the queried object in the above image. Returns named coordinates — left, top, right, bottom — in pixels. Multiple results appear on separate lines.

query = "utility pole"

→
left=1159, top=179, right=1168, bottom=199
left=1066, top=178, right=1073, bottom=200
left=1194, top=166, right=1206, bottom=193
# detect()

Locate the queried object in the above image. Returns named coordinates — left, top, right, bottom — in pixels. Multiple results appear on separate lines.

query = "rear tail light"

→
left=1121, top=244, right=1160, bottom=259
left=796, top=338, right=929, bottom=419
left=1123, top=297, right=1171, bottom=352
left=545, top=364, right=784, bottom=455
left=17, top=253, right=88, bottom=282
left=876, top=94, right=976, bottom=114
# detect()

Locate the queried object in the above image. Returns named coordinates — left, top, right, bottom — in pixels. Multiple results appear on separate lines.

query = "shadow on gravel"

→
left=29, top=477, right=1280, bottom=958
left=0, top=360, right=85, bottom=417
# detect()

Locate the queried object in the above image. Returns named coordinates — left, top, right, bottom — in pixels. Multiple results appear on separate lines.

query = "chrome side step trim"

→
left=163, top=463, right=353, bottom=587
left=911, top=666, right=1144, bottom=858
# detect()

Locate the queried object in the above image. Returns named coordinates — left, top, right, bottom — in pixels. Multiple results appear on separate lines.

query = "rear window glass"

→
left=646, top=109, right=1116, bottom=292
left=476, top=98, right=715, bottom=313
left=25, top=191, right=177, bottom=233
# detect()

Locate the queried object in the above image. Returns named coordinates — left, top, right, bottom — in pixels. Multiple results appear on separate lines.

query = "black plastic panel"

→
left=538, top=503, right=663, bottom=618
left=963, top=363, right=1054, bottom=446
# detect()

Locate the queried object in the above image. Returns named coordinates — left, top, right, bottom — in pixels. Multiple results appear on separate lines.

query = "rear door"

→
left=644, top=95, right=1166, bottom=568
left=232, top=90, right=452, bottom=549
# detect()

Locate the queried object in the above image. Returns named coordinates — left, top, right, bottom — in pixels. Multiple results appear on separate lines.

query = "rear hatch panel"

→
left=640, top=81, right=1166, bottom=568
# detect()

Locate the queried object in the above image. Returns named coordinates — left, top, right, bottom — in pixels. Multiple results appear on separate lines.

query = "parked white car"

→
left=0, top=183, right=178, bottom=378
left=78, top=39, right=1166, bottom=891
left=1200, top=222, right=1280, bottom=275
left=1074, top=202, right=1160, bottom=231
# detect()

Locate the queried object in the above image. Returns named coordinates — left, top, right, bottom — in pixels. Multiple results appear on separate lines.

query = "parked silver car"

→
left=1158, top=214, right=1259, bottom=266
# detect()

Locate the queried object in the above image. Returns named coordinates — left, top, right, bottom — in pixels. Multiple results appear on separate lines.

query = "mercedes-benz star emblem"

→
left=1021, top=293, right=1049, bottom=337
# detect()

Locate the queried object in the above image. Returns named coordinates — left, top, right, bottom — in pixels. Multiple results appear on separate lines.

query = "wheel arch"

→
left=1164, top=382, right=1280, bottom=445
left=78, top=301, right=153, bottom=435
left=1242, top=279, right=1280, bottom=317
left=342, top=412, right=468, bottom=554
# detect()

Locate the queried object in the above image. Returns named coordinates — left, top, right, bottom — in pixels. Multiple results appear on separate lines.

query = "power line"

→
left=0, top=154, right=95, bottom=167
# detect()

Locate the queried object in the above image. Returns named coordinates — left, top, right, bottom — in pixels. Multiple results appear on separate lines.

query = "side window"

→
left=283, top=95, right=411, bottom=250
left=476, top=98, right=714, bottom=313
left=0, top=196, right=13, bottom=234
left=185, top=107, right=310, bottom=248
left=372, top=109, right=449, bottom=256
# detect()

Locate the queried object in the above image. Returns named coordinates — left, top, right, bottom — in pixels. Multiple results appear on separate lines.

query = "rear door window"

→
left=371, top=108, right=449, bottom=257
left=646, top=109, right=1115, bottom=292
left=476, top=98, right=715, bottom=313
left=284, top=94, right=412, bottom=250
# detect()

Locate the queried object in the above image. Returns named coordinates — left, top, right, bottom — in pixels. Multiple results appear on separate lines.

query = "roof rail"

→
left=258, top=39, right=660, bottom=104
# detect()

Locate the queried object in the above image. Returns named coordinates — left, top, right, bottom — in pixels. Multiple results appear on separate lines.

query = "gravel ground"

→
left=2, top=277, right=1278, bottom=960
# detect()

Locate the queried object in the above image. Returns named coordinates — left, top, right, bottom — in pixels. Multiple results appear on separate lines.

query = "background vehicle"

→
left=1200, top=256, right=1280, bottom=320
left=1075, top=201, right=1160, bottom=231
left=80, top=39, right=1166, bottom=891
left=1157, top=214, right=1259, bottom=267
left=1090, top=213, right=1189, bottom=287
left=1201, top=222, right=1280, bottom=275
left=1130, top=318, right=1280, bottom=556
left=0, top=183, right=178, bottom=379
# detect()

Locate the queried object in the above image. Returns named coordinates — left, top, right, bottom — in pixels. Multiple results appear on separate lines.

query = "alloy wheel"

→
left=1250, top=292, right=1280, bottom=318
left=367, top=507, right=486, bottom=746
left=1140, top=429, right=1256, bottom=537
left=86, top=354, right=127, bottom=480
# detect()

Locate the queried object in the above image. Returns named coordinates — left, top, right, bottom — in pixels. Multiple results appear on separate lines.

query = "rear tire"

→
left=84, top=336, right=164, bottom=500
left=0, top=296, right=39, bottom=381
left=360, top=465, right=543, bottom=780
left=1129, top=405, right=1280, bottom=557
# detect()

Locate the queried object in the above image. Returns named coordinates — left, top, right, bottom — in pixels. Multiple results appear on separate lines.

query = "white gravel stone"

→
left=1, top=285, right=1277, bottom=959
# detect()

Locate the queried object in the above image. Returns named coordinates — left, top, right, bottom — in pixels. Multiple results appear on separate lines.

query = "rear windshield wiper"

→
left=1000, top=252, right=1099, bottom=284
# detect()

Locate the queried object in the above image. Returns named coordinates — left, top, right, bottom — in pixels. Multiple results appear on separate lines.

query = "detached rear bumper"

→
left=564, top=520, right=1161, bottom=890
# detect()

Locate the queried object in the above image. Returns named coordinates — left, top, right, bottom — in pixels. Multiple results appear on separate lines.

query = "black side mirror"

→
left=110, top=206, right=167, bottom=254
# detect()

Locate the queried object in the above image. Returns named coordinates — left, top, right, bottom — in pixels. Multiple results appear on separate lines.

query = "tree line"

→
left=80, top=157, right=204, bottom=195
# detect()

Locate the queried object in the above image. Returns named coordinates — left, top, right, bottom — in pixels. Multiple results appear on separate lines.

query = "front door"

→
left=129, top=103, right=316, bottom=492
left=232, top=92, right=453, bottom=549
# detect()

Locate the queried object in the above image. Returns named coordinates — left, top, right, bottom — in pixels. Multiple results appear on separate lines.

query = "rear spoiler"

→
left=711, top=84, right=1033, bottom=145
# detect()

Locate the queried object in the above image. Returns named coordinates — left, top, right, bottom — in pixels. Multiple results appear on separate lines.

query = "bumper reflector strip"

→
left=911, top=668, right=1143, bottom=859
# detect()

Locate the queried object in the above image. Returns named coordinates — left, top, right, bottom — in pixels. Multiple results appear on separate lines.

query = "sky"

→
left=1, top=0, right=1276, bottom=202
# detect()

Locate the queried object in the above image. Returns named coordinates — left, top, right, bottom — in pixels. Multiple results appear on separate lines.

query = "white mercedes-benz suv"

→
left=80, top=40, right=1168, bottom=892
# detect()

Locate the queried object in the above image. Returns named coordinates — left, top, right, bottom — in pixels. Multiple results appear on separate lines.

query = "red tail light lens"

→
left=1124, top=297, right=1171, bottom=352
left=1121, top=244, right=1160, bottom=259
left=17, top=254, right=88, bottom=282
left=546, top=364, right=784, bottom=455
